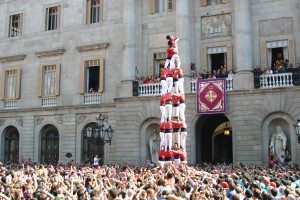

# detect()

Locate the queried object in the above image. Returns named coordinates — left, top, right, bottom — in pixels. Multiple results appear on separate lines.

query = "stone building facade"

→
left=0, top=0, right=299, bottom=166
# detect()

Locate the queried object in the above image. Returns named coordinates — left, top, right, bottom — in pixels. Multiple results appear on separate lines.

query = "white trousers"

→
left=179, top=103, right=186, bottom=121
left=166, top=77, right=173, bottom=93
left=160, top=79, right=167, bottom=95
left=160, top=131, right=165, bottom=149
left=180, top=131, right=187, bottom=150
left=172, top=131, right=180, bottom=147
left=178, top=77, right=184, bottom=93
left=160, top=105, right=166, bottom=123
left=165, top=104, right=172, bottom=121
left=164, top=133, right=172, bottom=149
left=171, top=54, right=181, bottom=68
left=172, top=106, right=180, bottom=118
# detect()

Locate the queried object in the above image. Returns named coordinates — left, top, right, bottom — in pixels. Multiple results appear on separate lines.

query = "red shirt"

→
left=163, top=93, right=173, bottom=104
left=159, top=150, right=166, bottom=160
left=172, top=94, right=180, bottom=105
left=179, top=93, right=185, bottom=104
left=169, top=36, right=178, bottom=47
left=160, top=96, right=165, bottom=106
left=163, top=121, right=173, bottom=130
left=164, top=151, right=173, bottom=160
left=172, top=68, right=180, bottom=79
left=161, top=68, right=168, bottom=79
left=178, top=120, right=187, bottom=129
left=172, top=120, right=181, bottom=131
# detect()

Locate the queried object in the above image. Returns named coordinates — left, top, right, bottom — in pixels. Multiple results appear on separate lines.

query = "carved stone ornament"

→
left=77, top=115, right=86, bottom=125
left=55, top=116, right=63, bottom=125
left=0, top=119, right=6, bottom=126
left=201, top=14, right=232, bottom=39
left=35, top=117, right=44, bottom=126
left=16, top=118, right=23, bottom=126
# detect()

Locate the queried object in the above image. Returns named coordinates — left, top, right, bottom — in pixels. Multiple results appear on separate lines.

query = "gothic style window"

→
left=8, top=13, right=23, bottom=37
left=82, top=123, right=103, bottom=164
left=4, top=126, right=19, bottom=163
left=41, top=125, right=59, bottom=164
left=87, top=0, right=103, bottom=24
left=45, top=5, right=61, bottom=31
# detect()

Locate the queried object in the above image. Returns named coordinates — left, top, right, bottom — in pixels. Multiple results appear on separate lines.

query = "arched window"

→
left=4, top=126, right=19, bottom=163
left=82, top=122, right=103, bottom=165
left=41, top=124, right=59, bottom=164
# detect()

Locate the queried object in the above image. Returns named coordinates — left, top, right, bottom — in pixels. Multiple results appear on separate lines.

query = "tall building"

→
left=0, top=0, right=299, bottom=166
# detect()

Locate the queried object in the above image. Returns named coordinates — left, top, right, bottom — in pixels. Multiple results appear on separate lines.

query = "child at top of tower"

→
left=166, top=35, right=179, bottom=47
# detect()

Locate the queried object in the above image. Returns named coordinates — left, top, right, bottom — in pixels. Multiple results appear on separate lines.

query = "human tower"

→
left=158, top=35, right=187, bottom=167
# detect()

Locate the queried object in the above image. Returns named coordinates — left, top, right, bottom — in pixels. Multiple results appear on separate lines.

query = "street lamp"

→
left=293, top=118, right=300, bottom=143
left=224, top=122, right=231, bottom=136
left=86, top=113, right=114, bottom=146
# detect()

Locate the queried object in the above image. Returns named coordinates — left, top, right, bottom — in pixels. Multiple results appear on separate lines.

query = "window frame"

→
left=45, top=5, right=61, bottom=31
left=79, top=58, right=104, bottom=94
left=0, top=68, right=21, bottom=100
left=37, top=64, right=61, bottom=97
left=8, top=13, right=23, bottom=37
left=150, top=0, right=176, bottom=14
left=86, top=0, right=103, bottom=24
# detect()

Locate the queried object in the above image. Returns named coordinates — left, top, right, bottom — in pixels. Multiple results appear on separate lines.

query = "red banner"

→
left=197, top=78, right=227, bottom=114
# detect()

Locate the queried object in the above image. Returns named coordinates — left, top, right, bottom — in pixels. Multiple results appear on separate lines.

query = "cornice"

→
left=36, top=48, right=65, bottom=57
left=76, top=43, right=109, bottom=52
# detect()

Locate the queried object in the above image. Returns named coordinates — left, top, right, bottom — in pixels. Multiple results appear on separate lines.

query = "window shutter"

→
left=200, top=0, right=208, bottom=7
left=79, top=61, right=85, bottom=94
left=200, top=47, right=207, bottom=69
left=45, top=8, right=49, bottom=31
left=168, top=0, right=175, bottom=11
left=226, top=44, right=233, bottom=69
left=57, top=5, right=61, bottom=29
left=260, top=41, right=267, bottom=67
left=288, top=39, right=295, bottom=66
left=221, top=0, right=230, bottom=4
left=55, top=64, right=60, bottom=96
left=86, top=0, right=91, bottom=23
left=20, top=13, right=23, bottom=35
left=99, top=58, right=104, bottom=93
left=150, top=0, right=155, bottom=14
left=100, top=0, right=103, bottom=21
left=37, top=65, right=43, bottom=97
left=8, top=15, right=12, bottom=37
left=0, top=70, right=5, bottom=100
left=15, top=68, right=21, bottom=99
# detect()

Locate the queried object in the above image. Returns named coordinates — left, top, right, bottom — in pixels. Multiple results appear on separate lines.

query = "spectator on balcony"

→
left=191, top=63, right=197, bottom=77
left=227, top=68, right=235, bottom=79
left=266, top=67, right=273, bottom=74
left=143, top=76, right=151, bottom=84
left=201, top=69, right=209, bottom=79
left=217, top=67, right=226, bottom=78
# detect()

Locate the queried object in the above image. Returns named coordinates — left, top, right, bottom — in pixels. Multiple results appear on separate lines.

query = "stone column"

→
left=122, top=0, right=136, bottom=81
left=233, top=0, right=254, bottom=90
left=176, top=0, right=191, bottom=76
left=117, top=0, right=136, bottom=97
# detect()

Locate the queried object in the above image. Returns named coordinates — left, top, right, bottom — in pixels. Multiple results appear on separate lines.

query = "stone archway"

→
left=195, top=114, right=233, bottom=163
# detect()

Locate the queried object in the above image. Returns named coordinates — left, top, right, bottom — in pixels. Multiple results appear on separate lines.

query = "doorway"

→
left=196, top=114, right=232, bottom=163
left=209, top=53, right=226, bottom=74
left=271, top=47, right=284, bottom=70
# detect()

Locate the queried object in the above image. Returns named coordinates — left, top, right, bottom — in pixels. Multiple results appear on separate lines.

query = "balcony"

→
left=4, top=100, right=18, bottom=109
left=259, top=73, right=294, bottom=89
left=137, top=78, right=234, bottom=96
left=84, top=93, right=102, bottom=104
left=42, top=97, right=57, bottom=107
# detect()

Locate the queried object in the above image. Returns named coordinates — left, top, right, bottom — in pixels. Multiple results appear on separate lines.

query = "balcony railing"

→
left=191, top=78, right=234, bottom=93
left=138, top=78, right=234, bottom=96
left=42, top=97, right=57, bottom=107
left=84, top=93, right=102, bottom=104
left=138, top=83, right=162, bottom=96
left=259, top=73, right=293, bottom=89
left=4, top=100, right=18, bottom=109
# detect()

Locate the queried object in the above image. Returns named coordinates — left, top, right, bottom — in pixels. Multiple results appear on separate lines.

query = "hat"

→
left=269, top=182, right=276, bottom=188
left=262, top=176, right=270, bottom=185
left=221, top=182, right=229, bottom=188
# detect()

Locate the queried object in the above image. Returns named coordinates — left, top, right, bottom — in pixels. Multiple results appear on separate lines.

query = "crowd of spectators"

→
left=135, top=75, right=160, bottom=85
left=0, top=158, right=299, bottom=200
left=190, top=64, right=235, bottom=81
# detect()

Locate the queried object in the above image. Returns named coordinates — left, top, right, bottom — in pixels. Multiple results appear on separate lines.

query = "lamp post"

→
left=224, top=122, right=231, bottom=136
left=86, top=113, right=114, bottom=146
left=293, top=118, right=300, bottom=143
